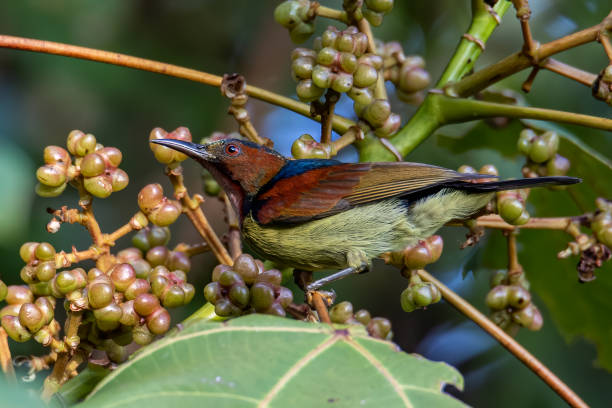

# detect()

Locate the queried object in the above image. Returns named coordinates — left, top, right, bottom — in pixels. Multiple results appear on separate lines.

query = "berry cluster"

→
left=379, top=41, right=431, bottom=104
left=274, top=0, right=314, bottom=44
left=329, top=301, right=392, bottom=340
left=137, top=184, right=181, bottom=227
left=486, top=271, right=542, bottom=334
left=518, top=129, right=570, bottom=179
left=149, top=127, right=193, bottom=165
left=382, top=235, right=443, bottom=270
left=36, top=130, right=129, bottom=198
left=204, top=254, right=293, bottom=317
left=400, top=274, right=441, bottom=313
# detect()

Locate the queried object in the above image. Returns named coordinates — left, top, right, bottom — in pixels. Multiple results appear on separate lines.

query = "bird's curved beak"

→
left=150, top=139, right=215, bottom=161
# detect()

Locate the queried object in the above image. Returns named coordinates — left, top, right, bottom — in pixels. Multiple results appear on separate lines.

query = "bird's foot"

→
left=305, top=263, right=369, bottom=292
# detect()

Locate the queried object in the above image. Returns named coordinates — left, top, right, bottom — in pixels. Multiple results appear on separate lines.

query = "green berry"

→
left=167, top=251, right=191, bottom=273
left=233, top=254, right=259, bottom=284
left=120, top=300, right=139, bottom=326
left=353, top=64, right=378, bottom=88
left=6, top=285, right=34, bottom=305
left=218, top=270, right=244, bottom=287
left=485, top=285, right=510, bottom=310
left=399, top=67, right=430, bottom=93
left=35, top=297, right=54, bottom=325
left=512, top=303, right=543, bottom=331
left=228, top=284, right=250, bottom=309
left=182, top=283, right=195, bottom=304
left=148, top=202, right=181, bottom=227
left=529, top=137, right=552, bottom=163
left=36, top=164, right=66, bottom=187
left=138, top=184, right=164, bottom=212
left=365, top=0, right=394, bottom=13
left=499, top=198, right=524, bottom=223
left=110, top=263, right=136, bottom=292
left=110, top=168, right=129, bottom=192
left=204, top=281, right=223, bottom=304
left=214, top=298, right=240, bottom=317
left=251, top=282, right=275, bottom=312
left=80, top=153, right=106, bottom=177
left=1, top=315, right=32, bottom=342
left=545, top=154, right=570, bottom=176
left=0, top=281, right=7, bottom=302
left=316, top=47, right=338, bottom=66
left=83, top=175, right=113, bottom=198
left=161, top=285, right=186, bottom=308
left=507, top=285, right=531, bottom=309
left=146, top=246, right=169, bottom=267
left=347, top=87, right=374, bottom=105
left=36, top=262, right=56, bottom=282
left=124, top=278, right=151, bottom=301
left=517, top=128, right=536, bottom=155
left=366, top=317, right=392, bottom=340
left=35, top=242, right=56, bottom=261
left=212, top=264, right=233, bottom=282
left=36, top=182, right=67, bottom=198
left=400, top=287, right=416, bottom=312
left=134, top=293, right=160, bottom=316
left=296, top=79, right=325, bottom=102
left=20, top=242, right=39, bottom=263
left=93, top=303, right=122, bottom=326
left=255, top=269, right=283, bottom=286
left=146, top=307, right=171, bottom=335
left=363, top=99, right=391, bottom=127
left=330, top=301, right=353, bottom=324
left=331, top=72, right=353, bottom=93
left=339, top=52, right=358, bottom=73
left=312, top=65, right=333, bottom=89
left=276, top=287, right=293, bottom=308
left=132, top=323, right=154, bottom=346
left=18, top=303, right=45, bottom=333
left=88, top=282, right=114, bottom=309
left=355, top=309, right=371, bottom=325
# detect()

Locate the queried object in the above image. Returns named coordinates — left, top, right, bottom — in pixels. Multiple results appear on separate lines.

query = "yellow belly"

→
left=241, top=190, right=493, bottom=271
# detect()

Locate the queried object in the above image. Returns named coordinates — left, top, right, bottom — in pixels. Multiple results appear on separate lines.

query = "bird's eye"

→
left=225, top=144, right=240, bottom=156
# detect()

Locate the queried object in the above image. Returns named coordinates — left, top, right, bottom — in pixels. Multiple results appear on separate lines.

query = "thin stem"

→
left=81, top=204, right=104, bottom=247
left=173, top=241, right=211, bottom=257
left=437, top=95, right=612, bottom=131
left=511, top=0, right=536, bottom=57
left=42, top=311, right=83, bottom=401
left=599, top=30, right=612, bottom=61
left=330, top=126, right=361, bottom=154
left=416, top=269, right=588, bottom=408
left=0, top=328, right=16, bottom=381
left=104, top=212, right=147, bottom=244
left=318, top=89, right=340, bottom=144
left=0, top=35, right=354, bottom=135
left=451, top=12, right=612, bottom=96
left=314, top=5, right=348, bottom=24
left=447, top=214, right=573, bottom=230
left=311, top=292, right=331, bottom=324
left=541, top=58, right=597, bottom=87
left=222, top=193, right=242, bottom=260
left=166, top=166, right=233, bottom=265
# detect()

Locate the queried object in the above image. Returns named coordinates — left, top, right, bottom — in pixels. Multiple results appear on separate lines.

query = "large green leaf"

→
left=437, top=119, right=612, bottom=371
left=79, top=315, right=465, bottom=408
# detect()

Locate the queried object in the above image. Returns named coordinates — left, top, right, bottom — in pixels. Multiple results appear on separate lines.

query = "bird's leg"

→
left=305, top=263, right=369, bottom=291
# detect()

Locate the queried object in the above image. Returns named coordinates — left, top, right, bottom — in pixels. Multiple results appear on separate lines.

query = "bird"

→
left=152, top=138, right=580, bottom=289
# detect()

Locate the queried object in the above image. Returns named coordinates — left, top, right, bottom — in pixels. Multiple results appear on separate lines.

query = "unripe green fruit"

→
left=291, top=134, right=331, bottom=159
left=365, top=0, right=394, bottom=13
left=347, top=87, right=374, bottom=105
left=529, top=137, right=553, bottom=163
left=513, top=211, right=530, bottom=226
left=167, top=251, right=191, bottom=273
left=160, top=285, right=184, bottom=308
left=146, top=246, right=169, bottom=267
left=363, top=9, right=383, bottom=26
left=312, top=65, right=333, bottom=89
left=36, top=164, right=67, bottom=187
left=130, top=259, right=152, bottom=279
left=55, top=270, right=79, bottom=294
left=35, top=182, right=67, bottom=198
left=124, top=278, right=151, bottom=301
left=87, top=268, right=105, bottom=282
left=138, top=184, right=164, bottom=212
left=363, top=100, right=391, bottom=127
left=251, top=282, right=275, bottom=312
left=148, top=202, right=181, bottom=227
left=6, top=285, right=34, bottom=305
left=485, top=285, right=510, bottom=310
left=1, top=315, right=32, bottom=342
left=147, top=307, right=171, bottom=335
left=110, top=168, right=129, bottom=192
left=36, top=262, right=56, bottom=282
left=36, top=242, right=56, bottom=261
left=330, top=301, right=353, bottom=323
left=182, top=283, right=195, bottom=304
left=20, top=242, right=39, bottom=263
left=97, top=147, right=122, bottom=168
left=399, top=67, right=430, bottom=93
left=117, top=247, right=142, bottom=262
left=339, top=52, right=357, bottom=74
left=513, top=303, right=543, bottom=331
left=119, top=300, right=140, bottom=326
left=507, top=285, right=531, bottom=309
left=317, top=47, right=338, bottom=66
left=29, top=282, right=51, bottom=297
left=212, top=264, right=233, bottom=282
left=0, top=304, right=21, bottom=318
left=110, top=263, right=137, bottom=292
left=276, top=287, right=293, bottom=308
left=353, top=64, right=378, bottom=88
left=35, top=297, right=54, bottom=325
left=255, top=269, right=283, bottom=286
left=545, top=154, right=570, bottom=176
left=84, top=175, right=113, bottom=198
left=228, top=284, right=250, bottom=309
left=134, top=293, right=160, bottom=316
left=296, top=79, right=325, bottom=102
left=411, top=283, right=436, bottom=307
left=0, top=281, right=7, bottom=302
left=233, top=254, right=259, bottom=284
left=204, top=281, right=223, bottom=304
left=88, top=282, right=114, bottom=309
left=132, top=323, right=154, bottom=346
left=43, top=145, right=70, bottom=165
left=214, top=298, right=241, bottom=317
left=374, top=113, right=401, bottom=138
left=218, top=270, right=244, bottom=287
left=499, top=199, right=524, bottom=223
left=367, top=317, right=392, bottom=340
left=331, top=73, right=353, bottom=93
left=355, top=309, right=371, bottom=325
left=67, top=130, right=96, bottom=156
left=517, top=128, right=536, bottom=155
left=93, top=302, right=122, bottom=325
left=18, top=303, right=45, bottom=333
left=265, top=303, right=286, bottom=317
left=292, top=55, right=315, bottom=80
left=20, top=266, right=36, bottom=284
left=80, top=153, right=106, bottom=177
left=400, top=287, right=416, bottom=312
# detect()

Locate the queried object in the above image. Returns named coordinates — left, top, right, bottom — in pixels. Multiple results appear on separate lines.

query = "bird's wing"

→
left=251, top=161, right=491, bottom=225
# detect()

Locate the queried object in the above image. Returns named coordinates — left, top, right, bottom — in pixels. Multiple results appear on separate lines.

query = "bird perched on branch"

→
left=152, top=138, right=579, bottom=290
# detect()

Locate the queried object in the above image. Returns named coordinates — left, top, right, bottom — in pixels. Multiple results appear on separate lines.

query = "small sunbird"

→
left=152, top=138, right=579, bottom=289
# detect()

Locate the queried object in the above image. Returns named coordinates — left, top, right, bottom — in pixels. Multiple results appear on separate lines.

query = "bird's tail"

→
left=449, top=176, right=581, bottom=193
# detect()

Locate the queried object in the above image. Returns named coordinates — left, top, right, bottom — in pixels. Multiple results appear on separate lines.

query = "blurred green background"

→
left=0, top=1, right=611, bottom=406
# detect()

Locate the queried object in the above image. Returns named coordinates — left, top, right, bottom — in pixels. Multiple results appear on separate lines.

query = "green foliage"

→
left=79, top=315, right=465, bottom=408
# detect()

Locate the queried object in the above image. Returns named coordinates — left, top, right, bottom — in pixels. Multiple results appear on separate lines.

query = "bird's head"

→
left=151, top=138, right=286, bottom=217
